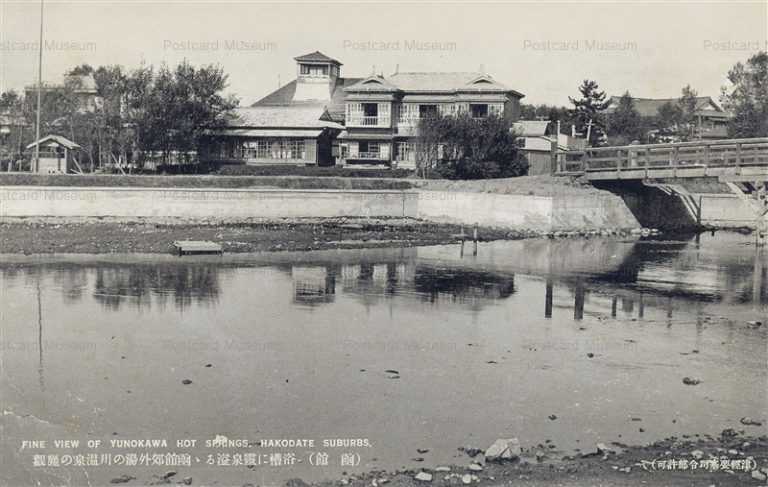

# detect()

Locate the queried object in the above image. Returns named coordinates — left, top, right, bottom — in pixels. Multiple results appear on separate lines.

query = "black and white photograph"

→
left=0, top=1, right=766, bottom=486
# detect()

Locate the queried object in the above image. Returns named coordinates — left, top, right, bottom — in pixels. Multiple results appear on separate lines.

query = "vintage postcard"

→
left=0, top=1, right=766, bottom=486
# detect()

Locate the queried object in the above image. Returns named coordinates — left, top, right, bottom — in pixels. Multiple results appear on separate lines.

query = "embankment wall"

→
left=0, top=185, right=641, bottom=231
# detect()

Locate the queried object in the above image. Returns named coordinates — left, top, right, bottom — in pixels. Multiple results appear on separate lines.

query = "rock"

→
left=548, top=414, right=557, bottom=420
left=463, top=447, right=483, bottom=458
left=417, top=448, right=429, bottom=454
left=752, top=470, right=767, bottom=481
left=434, top=466, right=451, bottom=472
left=110, top=475, right=136, bottom=484
left=162, top=471, right=177, bottom=480
left=468, top=463, right=483, bottom=472
left=586, top=353, right=594, bottom=358
left=690, top=450, right=704, bottom=460
left=682, top=377, right=700, bottom=386
left=618, top=467, right=631, bottom=473
left=181, top=379, right=193, bottom=385
left=747, top=321, right=763, bottom=327
left=740, top=417, right=763, bottom=426
left=596, top=443, right=609, bottom=454
left=182, top=478, right=192, bottom=486
left=535, top=451, right=545, bottom=462
left=484, top=438, right=521, bottom=463
left=414, top=472, right=432, bottom=482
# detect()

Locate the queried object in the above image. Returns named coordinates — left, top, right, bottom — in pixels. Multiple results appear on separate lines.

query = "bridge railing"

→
left=557, top=137, right=768, bottom=174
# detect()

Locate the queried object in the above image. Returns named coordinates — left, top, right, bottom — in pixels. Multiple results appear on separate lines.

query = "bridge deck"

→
left=556, top=137, right=768, bottom=181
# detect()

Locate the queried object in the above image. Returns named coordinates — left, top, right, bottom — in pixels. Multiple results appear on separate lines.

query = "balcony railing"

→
left=354, top=151, right=386, bottom=160
left=347, top=116, right=391, bottom=127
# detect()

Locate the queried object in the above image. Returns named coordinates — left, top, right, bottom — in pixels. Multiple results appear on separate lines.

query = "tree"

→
left=569, top=80, right=610, bottom=146
left=0, top=90, right=22, bottom=112
left=656, top=101, right=682, bottom=129
left=124, top=61, right=238, bottom=166
left=607, top=91, right=643, bottom=143
left=417, top=113, right=527, bottom=179
left=721, top=51, right=768, bottom=138
left=677, top=84, right=699, bottom=140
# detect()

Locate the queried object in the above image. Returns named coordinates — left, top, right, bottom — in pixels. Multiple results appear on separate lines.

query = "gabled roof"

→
left=607, top=96, right=726, bottom=118
left=294, top=51, right=342, bottom=65
left=388, top=72, right=522, bottom=96
left=225, top=106, right=342, bottom=129
left=26, top=134, right=81, bottom=150
left=344, top=75, right=401, bottom=93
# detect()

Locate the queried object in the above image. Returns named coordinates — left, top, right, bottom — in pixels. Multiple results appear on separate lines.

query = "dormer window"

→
left=300, top=64, right=329, bottom=77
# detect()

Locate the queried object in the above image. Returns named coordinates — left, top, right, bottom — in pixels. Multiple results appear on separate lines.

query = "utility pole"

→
left=34, top=0, right=44, bottom=173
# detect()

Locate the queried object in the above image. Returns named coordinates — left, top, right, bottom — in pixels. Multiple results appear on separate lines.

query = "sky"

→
left=0, top=0, right=766, bottom=107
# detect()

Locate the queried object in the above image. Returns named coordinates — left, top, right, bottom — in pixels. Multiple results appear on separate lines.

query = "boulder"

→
left=484, top=438, right=521, bottom=463
left=414, top=472, right=432, bottom=482
left=752, top=469, right=767, bottom=481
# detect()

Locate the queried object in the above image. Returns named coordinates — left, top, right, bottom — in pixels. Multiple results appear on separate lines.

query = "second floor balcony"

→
left=346, top=115, right=391, bottom=127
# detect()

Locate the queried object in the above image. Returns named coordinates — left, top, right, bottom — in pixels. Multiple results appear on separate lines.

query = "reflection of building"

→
left=292, top=266, right=337, bottom=305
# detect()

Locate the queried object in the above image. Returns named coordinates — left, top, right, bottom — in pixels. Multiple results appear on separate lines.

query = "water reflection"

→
left=0, top=233, right=765, bottom=317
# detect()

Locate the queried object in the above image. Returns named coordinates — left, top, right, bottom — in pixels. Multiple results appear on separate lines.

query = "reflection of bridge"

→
left=556, top=138, right=768, bottom=238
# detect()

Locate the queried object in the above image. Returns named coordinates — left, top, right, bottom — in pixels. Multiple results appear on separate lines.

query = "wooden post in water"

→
left=545, top=279, right=553, bottom=319
left=472, top=223, right=478, bottom=256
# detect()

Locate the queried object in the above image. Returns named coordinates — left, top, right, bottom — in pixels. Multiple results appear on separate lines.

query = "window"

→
left=362, top=103, right=378, bottom=117
left=396, top=142, right=415, bottom=161
left=419, top=104, right=438, bottom=119
left=241, top=138, right=306, bottom=160
left=300, top=64, right=329, bottom=76
left=470, top=104, right=489, bottom=118
left=359, top=141, right=380, bottom=154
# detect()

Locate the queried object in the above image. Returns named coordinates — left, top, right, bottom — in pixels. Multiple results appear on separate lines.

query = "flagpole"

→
left=34, top=0, right=44, bottom=173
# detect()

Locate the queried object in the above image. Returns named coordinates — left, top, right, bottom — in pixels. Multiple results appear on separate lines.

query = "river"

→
left=1, top=232, right=765, bottom=486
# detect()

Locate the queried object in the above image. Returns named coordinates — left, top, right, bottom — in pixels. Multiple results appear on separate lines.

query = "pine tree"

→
left=569, top=80, right=610, bottom=146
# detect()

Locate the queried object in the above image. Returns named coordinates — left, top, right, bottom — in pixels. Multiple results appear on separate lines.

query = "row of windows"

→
left=213, top=139, right=307, bottom=160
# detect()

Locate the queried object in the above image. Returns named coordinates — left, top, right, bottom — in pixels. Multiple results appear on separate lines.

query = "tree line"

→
left=0, top=61, right=238, bottom=172
left=521, top=51, right=768, bottom=146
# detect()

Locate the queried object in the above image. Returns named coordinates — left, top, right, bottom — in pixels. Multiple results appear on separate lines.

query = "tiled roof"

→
left=388, top=72, right=520, bottom=95
left=253, top=77, right=363, bottom=123
left=294, top=51, right=342, bottom=65
left=226, top=105, right=342, bottom=129
left=344, top=75, right=401, bottom=93
left=607, top=96, right=724, bottom=118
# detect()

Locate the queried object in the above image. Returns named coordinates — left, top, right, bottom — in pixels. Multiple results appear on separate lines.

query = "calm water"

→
left=1, top=233, right=766, bottom=486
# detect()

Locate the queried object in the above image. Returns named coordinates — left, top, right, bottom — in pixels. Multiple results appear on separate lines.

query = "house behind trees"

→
left=201, top=51, right=525, bottom=169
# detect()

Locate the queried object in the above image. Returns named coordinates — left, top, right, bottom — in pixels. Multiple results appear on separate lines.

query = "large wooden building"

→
left=200, top=51, right=525, bottom=168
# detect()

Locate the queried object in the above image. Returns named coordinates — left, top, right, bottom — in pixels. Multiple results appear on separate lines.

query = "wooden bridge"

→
left=554, top=137, right=768, bottom=243
left=555, top=137, right=768, bottom=181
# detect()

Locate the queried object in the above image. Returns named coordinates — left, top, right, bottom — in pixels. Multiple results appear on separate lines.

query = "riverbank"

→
left=0, top=217, right=646, bottom=254
left=310, top=430, right=768, bottom=487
